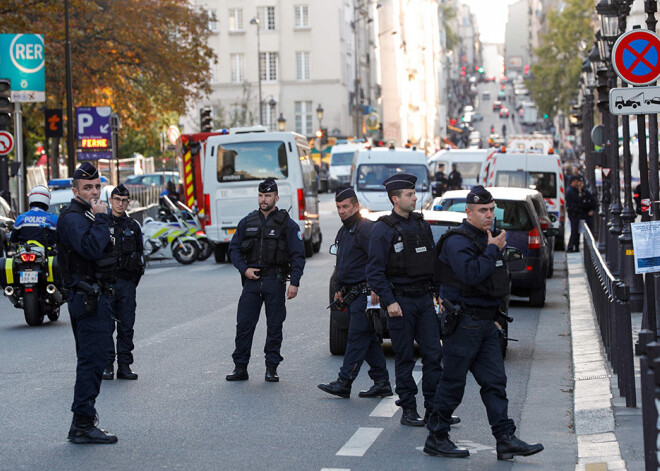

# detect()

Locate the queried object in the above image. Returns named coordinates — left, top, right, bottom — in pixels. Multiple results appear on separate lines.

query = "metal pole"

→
left=353, top=0, right=361, bottom=138
left=638, top=114, right=650, bottom=222
left=607, top=66, right=622, bottom=275
left=14, top=102, right=23, bottom=213
left=256, top=25, right=262, bottom=126
left=584, top=93, right=596, bottom=195
left=65, top=0, right=76, bottom=177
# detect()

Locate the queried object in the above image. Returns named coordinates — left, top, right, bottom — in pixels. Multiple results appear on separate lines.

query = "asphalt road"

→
left=0, top=193, right=576, bottom=470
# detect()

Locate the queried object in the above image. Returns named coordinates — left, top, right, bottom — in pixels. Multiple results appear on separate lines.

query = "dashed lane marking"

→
left=336, top=427, right=384, bottom=457
left=370, top=370, right=422, bottom=417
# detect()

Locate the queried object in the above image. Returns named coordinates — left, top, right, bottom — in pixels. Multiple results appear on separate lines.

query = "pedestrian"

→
left=103, top=184, right=145, bottom=381
left=318, top=185, right=392, bottom=399
left=366, top=174, right=459, bottom=427
left=566, top=176, right=581, bottom=252
left=434, top=164, right=449, bottom=197
left=9, top=185, right=58, bottom=248
left=57, top=162, right=118, bottom=444
left=424, top=185, right=543, bottom=460
left=448, top=164, right=462, bottom=190
left=226, top=178, right=305, bottom=382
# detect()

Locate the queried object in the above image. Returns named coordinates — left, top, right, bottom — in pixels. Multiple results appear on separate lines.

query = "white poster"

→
left=631, top=221, right=660, bottom=274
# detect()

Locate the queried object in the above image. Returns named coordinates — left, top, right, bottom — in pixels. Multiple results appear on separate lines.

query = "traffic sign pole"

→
left=14, top=101, right=23, bottom=213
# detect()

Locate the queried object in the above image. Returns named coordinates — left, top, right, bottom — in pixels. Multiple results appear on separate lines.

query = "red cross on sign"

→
left=0, top=131, right=14, bottom=155
left=612, top=29, right=660, bottom=86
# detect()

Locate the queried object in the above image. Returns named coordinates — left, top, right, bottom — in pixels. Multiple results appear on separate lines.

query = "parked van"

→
left=481, top=151, right=565, bottom=249
left=201, top=128, right=322, bottom=261
left=328, top=142, right=366, bottom=192
left=427, top=148, right=495, bottom=193
left=351, top=147, right=431, bottom=213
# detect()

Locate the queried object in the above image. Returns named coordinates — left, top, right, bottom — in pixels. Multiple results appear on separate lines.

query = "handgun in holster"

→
left=77, top=281, right=100, bottom=314
left=437, top=298, right=462, bottom=339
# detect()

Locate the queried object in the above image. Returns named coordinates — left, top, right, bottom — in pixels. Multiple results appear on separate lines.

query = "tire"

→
left=47, top=307, right=60, bottom=322
left=529, top=283, right=546, bottom=307
left=330, top=312, right=348, bottom=355
left=24, top=290, right=44, bottom=326
left=304, top=238, right=314, bottom=258
left=172, top=241, right=199, bottom=265
left=547, top=254, right=554, bottom=278
left=214, top=244, right=227, bottom=263
left=313, top=232, right=322, bottom=253
left=554, top=233, right=565, bottom=251
left=196, top=238, right=214, bottom=261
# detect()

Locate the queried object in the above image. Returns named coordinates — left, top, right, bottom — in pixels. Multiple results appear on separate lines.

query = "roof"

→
left=365, top=209, right=465, bottom=224
left=440, top=187, right=542, bottom=201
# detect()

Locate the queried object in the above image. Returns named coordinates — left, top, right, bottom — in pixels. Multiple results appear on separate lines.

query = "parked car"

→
left=123, top=172, right=179, bottom=186
left=492, top=100, right=503, bottom=111
left=436, top=187, right=559, bottom=307
left=499, top=107, right=510, bottom=118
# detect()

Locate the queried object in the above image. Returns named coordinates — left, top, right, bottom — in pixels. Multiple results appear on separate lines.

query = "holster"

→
left=77, top=281, right=100, bottom=315
left=365, top=308, right=384, bottom=343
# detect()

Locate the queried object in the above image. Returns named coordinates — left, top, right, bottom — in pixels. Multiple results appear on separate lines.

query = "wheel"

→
left=617, top=104, right=623, bottom=109
left=304, top=238, right=314, bottom=258
left=632, top=103, right=638, bottom=109
left=647, top=100, right=651, bottom=105
left=329, top=311, right=348, bottom=355
left=214, top=244, right=227, bottom=263
left=172, top=240, right=199, bottom=265
left=313, top=232, right=322, bottom=253
left=196, top=238, right=214, bottom=261
left=547, top=254, right=554, bottom=279
left=554, top=233, right=565, bottom=251
left=529, top=283, right=546, bottom=307
left=23, top=290, right=44, bottom=326
left=47, top=307, right=60, bottom=322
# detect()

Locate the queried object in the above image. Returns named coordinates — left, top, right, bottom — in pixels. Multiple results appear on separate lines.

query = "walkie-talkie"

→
left=491, top=217, right=501, bottom=236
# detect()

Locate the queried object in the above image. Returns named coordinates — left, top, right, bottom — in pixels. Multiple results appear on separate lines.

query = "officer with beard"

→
left=318, top=185, right=392, bottom=398
left=226, top=178, right=305, bottom=383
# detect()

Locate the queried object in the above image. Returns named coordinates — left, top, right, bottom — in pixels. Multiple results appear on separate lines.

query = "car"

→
left=436, top=187, right=559, bottom=307
left=482, top=91, right=491, bottom=100
left=463, top=105, right=475, bottom=114
left=123, top=172, right=179, bottom=186
left=645, top=96, right=660, bottom=105
left=492, top=100, right=502, bottom=111
left=0, top=195, right=15, bottom=257
left=499, top=107, right=510, bottom=118
left=498, top=90, right=506, bottom=101
left=48, top=184, right=116, bottom=215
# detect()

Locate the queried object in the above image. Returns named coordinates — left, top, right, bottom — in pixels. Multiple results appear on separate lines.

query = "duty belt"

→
left=257, top=266, right=283, bottom=276
left=462, top=305, right=499, bottom=321
left=341, top=282, right=369, bottom=294
left=391, top=283, right=432, bottom=297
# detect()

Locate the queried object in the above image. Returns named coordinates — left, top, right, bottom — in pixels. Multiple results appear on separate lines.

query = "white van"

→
left=351, top=147, right=431, bottom=213
left=427, top=148, right=495, bottom=191
left=482, top=151, right=566, bottom=249
left=201, top=128, right=322, bottom=261
left=328, top=142, right=366, bottom=192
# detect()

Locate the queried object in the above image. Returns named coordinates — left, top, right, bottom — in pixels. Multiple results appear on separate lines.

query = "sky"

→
left=462, top=0, right=521, bottom=44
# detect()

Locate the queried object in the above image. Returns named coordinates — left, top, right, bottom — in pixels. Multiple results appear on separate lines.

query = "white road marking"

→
left=370, top=370, right=423, bottom=417
left=320, top=469, right=350, bottom=471
left=336, top=427, right=383, bottom=457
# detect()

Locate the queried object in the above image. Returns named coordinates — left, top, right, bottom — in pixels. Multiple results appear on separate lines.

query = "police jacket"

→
left=566, top=186, right=580, bottom=215
left=436, top=220, right=508, bottom=309
left=229, top=208, right=305, bottom=286
left=10, top=207, right=58, bottom=247
left=110, top=213, right=145, bottom=284
left=448, top=170, right=462, bottom=189
left=335, top=212, right=373, bottom=287
left=577, top=189, right=597, bottom=218
left=56, top=198, right=115, bottom=289
left=366, top=210, right=435, bottom=307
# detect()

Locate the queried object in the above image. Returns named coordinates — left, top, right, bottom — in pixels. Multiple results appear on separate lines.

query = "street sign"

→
left=602, top=168, right=611, bottom=178
left=365, top=112, right=380, bottom=131
left=77, top=106, right=112, bottom=160
left=44, top=109, right=63, bottom=138
left=0, top=34, right=45, bottom=102
left=609, top=86, right=660, bottom=114
left=612, top=29, right=660, bottom=86
left=167, top=125, right=181, bottom=145
left=591, top=124, right=604, bottom=146
left=0, top=130, right=14, bottom=155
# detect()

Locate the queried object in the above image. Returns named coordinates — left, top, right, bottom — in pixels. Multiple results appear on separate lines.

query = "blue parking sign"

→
left=0, top=34, right=46, bottom=102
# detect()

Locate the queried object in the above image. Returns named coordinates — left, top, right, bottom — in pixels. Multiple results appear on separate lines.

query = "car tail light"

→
left=539, top=217, right=550, bottom=231
left=297, top=188, right=305, bottom=220
left=20, top=253, right=37, bottom=263
left=204, top=193, right=211, bottom=225
left=528, top=227, right=541, bottom=249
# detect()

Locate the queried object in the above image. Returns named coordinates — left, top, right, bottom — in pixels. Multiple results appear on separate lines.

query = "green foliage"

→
left=441, top=4, right=458, bottom=51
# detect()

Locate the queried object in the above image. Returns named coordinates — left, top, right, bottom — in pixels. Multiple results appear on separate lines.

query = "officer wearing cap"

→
left=56, top=162, right=118, bottom=444
left=366, top=174, right=452, bottom=427
left=103, top=184, right=145, bottom=381
left=318, top=186, right=392, bottom=399
left=226, top=178, right=305, bottom=383
left=424, top=185, right=543, bottom=460
left=566, top=175, right=582, bottom=252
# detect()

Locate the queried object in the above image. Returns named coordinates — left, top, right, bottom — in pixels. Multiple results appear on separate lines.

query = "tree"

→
left=528, top=0, right=593, bottom=118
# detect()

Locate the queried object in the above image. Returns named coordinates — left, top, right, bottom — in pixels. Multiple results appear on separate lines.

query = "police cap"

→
left=335, top=185, right=356, bottom=202
left=73, top=162, right=99, bottom=180
left=383, top=173, right=416, bottom=191
left=466, top=185, right=494, bottom=205
left=111, top=183, right=130, bottom=197
left=258, top=178, right=278, bottom=193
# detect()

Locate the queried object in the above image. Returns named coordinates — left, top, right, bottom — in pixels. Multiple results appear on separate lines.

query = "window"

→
left=296, top=51, right=310, bottom=80
left=494, top=171, right=557, bottom=199
left=230, top=53, right=244, bottom=83
left=229, top=8, right=243, bottom=31
left=257, top=6, right=276, bottom=30
left=216, top=141, right=289, bottom=182
left=294, top=101, right=313, bottom=135
left=294, top=5, right=309, bottom=28
left=356, top=164, right=429, bottom=191
left=260, top=52, right=278, bottom=81
left=208, top=9, right=218, bottom=32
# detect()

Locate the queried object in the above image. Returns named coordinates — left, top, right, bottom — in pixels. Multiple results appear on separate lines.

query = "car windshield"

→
left=124, top=175, right=142, bottom=184
left=356, top=164, right=429, bottom=191
left=438, top=198, right=533, bottom=231
left=216, top=141, right=289, bottom=182
left=454, top=162, right=483, bottom=179
left=331, top=152, right=354, bottom=166
left=428, top=222, right=461, bottom=242
left=494, top=171, right=557, bottom=198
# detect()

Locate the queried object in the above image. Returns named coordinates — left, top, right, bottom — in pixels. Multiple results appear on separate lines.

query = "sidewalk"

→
left=566, top=251, right=644, bottom=471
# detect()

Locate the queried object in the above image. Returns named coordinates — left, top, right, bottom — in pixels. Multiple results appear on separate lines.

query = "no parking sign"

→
left=612, top=29, right=660, bottom=86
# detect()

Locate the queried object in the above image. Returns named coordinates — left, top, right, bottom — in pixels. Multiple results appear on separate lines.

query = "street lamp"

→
left=250, top=17, right=263, bottom=126
left=581, top=57, right=596, bottom=198
left=316, top=104, right=324, bottom=129
left=268, top=97, right=277, bottom=130
left=277, top=113, right=286, bottom=131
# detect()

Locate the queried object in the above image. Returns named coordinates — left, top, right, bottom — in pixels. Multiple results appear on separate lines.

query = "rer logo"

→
left=0, top=34, right=46, bottom=102
left=10, top=35, right=45, bottom=75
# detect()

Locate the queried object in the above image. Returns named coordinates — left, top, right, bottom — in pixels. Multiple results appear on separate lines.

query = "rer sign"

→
left=0, top=34, right=46, bottom=102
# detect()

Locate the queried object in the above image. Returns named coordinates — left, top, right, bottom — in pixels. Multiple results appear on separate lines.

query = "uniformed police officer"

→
left=10, top=185, right=58, bottom=248
left=226, top=178, right=305, bottom=382
left=103, top=184, right=145, bottom=381
left=318, top=186, right=392, bottom=398
left=57, top=162, right=118, bottom=444
left=424, top=185, right=543, bottom=460
left=366, top=174, right=456, bottom=427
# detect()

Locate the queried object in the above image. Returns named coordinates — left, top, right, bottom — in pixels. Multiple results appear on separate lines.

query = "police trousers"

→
left=109, top=277, right=137, bottom=365
left=387, top=293, right=442, bottom=410
left=339, top=293, right=389, bottom=382
left=68, top=291, right=113, bottom=418
left=568, top=212, right=581, bottom=251
left=232, top=275, right=286, bottom=367
left=427, top=315, right=515, bottom=438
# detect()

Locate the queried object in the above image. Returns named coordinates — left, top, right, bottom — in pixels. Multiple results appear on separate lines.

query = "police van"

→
left=200, top=127, right=322, bottom=262
left=427, top=148, right=495, bottom=192
left=328, top=142, right=367, bottom=192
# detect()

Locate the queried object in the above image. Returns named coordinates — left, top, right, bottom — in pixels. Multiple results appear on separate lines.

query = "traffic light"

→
left=0, top=79, right=11, bottom=130
left=524, top=64, right=530, bottom=75
left=461, top=66, right=466, bottom=76
left=200, top=107, right=213, bottom=132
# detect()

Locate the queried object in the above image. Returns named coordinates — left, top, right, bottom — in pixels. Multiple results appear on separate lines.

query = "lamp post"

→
left=65, top=0, right=76, bottom=177
left=250, top=17, right=263, bottom=126
left=268, top=97, right=277, bottom=130
left=316, top=104, right=324, bottom=131
left=581, top=58, right=596, bottom=197
left=594, top=33, right=611, bottom=252
left=277, top=113, right=286, bottom=132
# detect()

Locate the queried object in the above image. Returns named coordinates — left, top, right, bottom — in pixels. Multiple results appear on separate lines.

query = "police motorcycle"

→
left=142, top=195, right=200, bottom=264
left=0, top=241, right=66, bottom=326
left=161, top=200, right=214, bottom=261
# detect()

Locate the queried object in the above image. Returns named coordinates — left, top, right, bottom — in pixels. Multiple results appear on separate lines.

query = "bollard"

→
left=640, top=332, right=656, bottom=470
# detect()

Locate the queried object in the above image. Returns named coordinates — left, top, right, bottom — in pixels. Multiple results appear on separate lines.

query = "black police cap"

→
left=467, top=185, right=494, bottom=205
left=383, top=173, right=417, bottom=191
left=258, top=178, right=278, bottom=193
left=111, top=183, right=130, bottom=197
left=73, top=162, right=99, bottom=180
left=335, top=185, right=356, bottom=202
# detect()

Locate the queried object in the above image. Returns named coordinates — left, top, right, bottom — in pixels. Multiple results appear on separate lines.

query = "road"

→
left=0, top=193, right=576, bottom=470
left=470, top=80, right=525, bottom=141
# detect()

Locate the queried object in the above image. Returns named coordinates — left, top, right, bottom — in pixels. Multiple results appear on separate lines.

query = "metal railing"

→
left=582, top=224, right=636, bottom=407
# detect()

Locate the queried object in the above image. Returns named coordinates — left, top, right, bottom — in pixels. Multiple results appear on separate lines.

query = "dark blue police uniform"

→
left=366, top=174, right=442, bottom=426
left=566, top=178, right=581, bottom=252
left=10, top=207, right=58, bottom=247
left=227, top=179, right=305, bottom=382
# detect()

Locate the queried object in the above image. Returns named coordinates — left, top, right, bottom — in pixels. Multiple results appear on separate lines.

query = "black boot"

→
left=117, top=363, right=138, bottom=380
left=496, top=434, right=544, bottom=460
left=358, top=380, right=393, bottom=398
left=265, top=366, right=279, bottom=382
left=400, top=407, right=424, bottom=427
left=226, top=364, right=249, bottom=381
left=68, top=414, right=118, bottom=444
left=423, top=408, right=462, bottom=425
left=318, top=377, right=352, bottom=398
left=102, top=364, right=113, bottom=381
left=423, top=432, right=469, bottom=458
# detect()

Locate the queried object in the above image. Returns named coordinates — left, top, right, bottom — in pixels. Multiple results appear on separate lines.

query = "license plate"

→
left=226, top=228, right=236, bottom=235
left=20, top=271, right=39, bottom=284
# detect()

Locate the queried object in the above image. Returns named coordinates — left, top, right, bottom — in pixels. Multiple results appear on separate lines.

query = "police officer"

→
left=57, top=162, right=118, bottom=444
left=226, top=178, right=305, bottom=382
left=448, top=164, right=462, bottom=190
left=424, top=185, right=543, bottom=460
left=10, top=185, right=58, bottom=248
left=566, top=176, right=581, bottom=252
left=103, top=184, right=145, bottom=381
left=318, top=186, right=392, bottom=398
left=366, top=174, right=455, bottom=427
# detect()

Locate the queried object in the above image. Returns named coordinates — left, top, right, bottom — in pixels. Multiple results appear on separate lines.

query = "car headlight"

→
left=360, top=208, right=370, bottom=218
